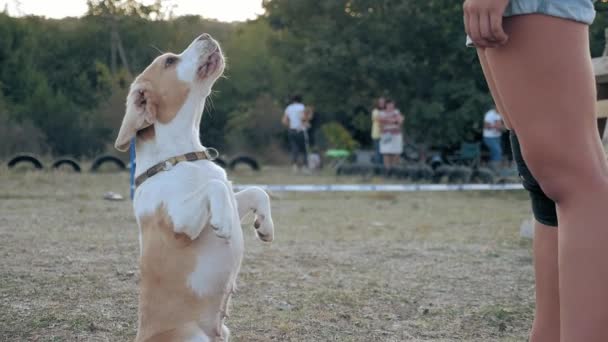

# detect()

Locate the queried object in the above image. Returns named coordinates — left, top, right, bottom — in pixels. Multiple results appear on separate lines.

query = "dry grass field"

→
left=1, top=166, right=535, bottom=341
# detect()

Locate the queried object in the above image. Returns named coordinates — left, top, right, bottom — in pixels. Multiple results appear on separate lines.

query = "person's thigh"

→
left=288, top=132, right=299, bottom=159
left=484, top=14, right=606, bottom=200
left=297, top=132, right=307, bottom=153
left=478, top=51, right=513, bottom=128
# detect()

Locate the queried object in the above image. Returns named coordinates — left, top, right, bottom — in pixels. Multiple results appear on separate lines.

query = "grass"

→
left=0, top=166, right=535, bottom=341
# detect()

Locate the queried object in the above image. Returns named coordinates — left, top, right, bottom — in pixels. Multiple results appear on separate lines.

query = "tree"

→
left=263, top=0, right=491, bottom=148
left=86, top=0, right=165, bottom=19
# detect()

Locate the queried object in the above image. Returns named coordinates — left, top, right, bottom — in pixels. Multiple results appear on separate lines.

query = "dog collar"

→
left=135, top=150, right=216, bottom=188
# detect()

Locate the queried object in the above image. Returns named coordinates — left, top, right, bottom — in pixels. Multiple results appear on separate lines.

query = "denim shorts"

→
left=466, top=0, right=596, bottom=46
left=505, top=0, right=596, bottom=25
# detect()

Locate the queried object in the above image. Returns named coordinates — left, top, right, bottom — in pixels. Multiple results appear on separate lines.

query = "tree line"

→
left=1, top=0, right=607, bottom=159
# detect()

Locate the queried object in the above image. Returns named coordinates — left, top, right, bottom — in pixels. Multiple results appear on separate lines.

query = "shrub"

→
left=320, top=121, right=359, bottom=151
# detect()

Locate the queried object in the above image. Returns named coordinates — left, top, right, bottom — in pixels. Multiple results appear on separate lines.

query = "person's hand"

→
left=463, top=0, right=509, bottom=48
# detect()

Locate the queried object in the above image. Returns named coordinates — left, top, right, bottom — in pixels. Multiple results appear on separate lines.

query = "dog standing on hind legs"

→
left=114, top=33, right=274, bottom=342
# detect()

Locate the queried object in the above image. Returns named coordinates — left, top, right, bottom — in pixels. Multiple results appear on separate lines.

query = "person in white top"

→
left=482, top=108, right=504, bottom=167
left=282, top=95, right=308, bottom=171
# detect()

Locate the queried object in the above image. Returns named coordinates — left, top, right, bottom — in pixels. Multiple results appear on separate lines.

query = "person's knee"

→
left=524, top=153, right=606, bottom=203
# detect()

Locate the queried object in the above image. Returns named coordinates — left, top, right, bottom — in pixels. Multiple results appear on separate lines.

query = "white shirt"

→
left=284, top=103, right=306, bottom=130
left=483, top=109, right=502, bottom=138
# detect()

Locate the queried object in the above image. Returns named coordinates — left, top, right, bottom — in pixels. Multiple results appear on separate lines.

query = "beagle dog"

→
left=114, top=34, right=274, bottom=342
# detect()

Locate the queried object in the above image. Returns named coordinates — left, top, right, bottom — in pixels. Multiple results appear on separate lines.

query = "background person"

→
left=371, top=97, right=386, bottom=164
left=482, top=107, right=505, bottom=170
left=282, top=95, right=308, bottom=172
left=378, top=99, right=404, bottom=173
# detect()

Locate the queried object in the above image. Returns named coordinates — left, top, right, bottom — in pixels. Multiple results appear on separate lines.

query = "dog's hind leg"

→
left=221, top=325, right=230, bottom=342
left=215, top=285, right=234, bottom=341
left=234, top=187, right=274, bottom=242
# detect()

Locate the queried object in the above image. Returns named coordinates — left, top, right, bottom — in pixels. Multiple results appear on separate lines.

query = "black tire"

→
left=392, top=165, right=404, bottom=179
left=214, top=157, right=227, bottom=169
left=418, top=164, right=434, bottom=182
left=229, top=156, right=260, bottom=171
left=52, top=158, right=81, bottom=172
left=7, top=154, right=43, bottom=170
left=91, top=155, right=126, bottom=172
left=338, top=164, right=355, bottom=176
left=358, top=165, right=374, bottom=177
left=404, top=165, right=419, bottom=180
left=448, top=166, right=472, bottom=184
left=372, top=165, right=384, bottom=175
left=472, top=167, right=496, bottom=184
left=432, top=165, right=453, bottom=183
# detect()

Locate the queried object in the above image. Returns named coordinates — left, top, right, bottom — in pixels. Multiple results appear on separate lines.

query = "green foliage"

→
left=86, top=0, right=166, bottom=19
left=263, top=0, right=608, bottom=148
left=225, top=93, right=284, bottom=153
left=321, top=122, right=359, bottom=151
left=263, top=0, right=493, bottom=148
left=0, top=11, right=287, bottom=157
left=2, top=4, right=608, bottom=158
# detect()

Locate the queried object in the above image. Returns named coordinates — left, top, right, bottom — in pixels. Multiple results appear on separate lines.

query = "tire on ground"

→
left=91, top=155, right=126, bottom=172
left=7, top=154, right=43, bottom=170
left=229, top=156, right=260, bottom=171
left=214, top=157, right=227, bottom=169
left=432, top=165, right=453, bottom=183
left=472, top=167, right=496, bottom=184
left=52, top=158, right=81, bottom=172
left=448, top=166, right=473, bottom=183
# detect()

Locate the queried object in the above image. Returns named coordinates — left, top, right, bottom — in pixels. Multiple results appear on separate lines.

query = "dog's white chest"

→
left=133, top=161, right=233, bottom=234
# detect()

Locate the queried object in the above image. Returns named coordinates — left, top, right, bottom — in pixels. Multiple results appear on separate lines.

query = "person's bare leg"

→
left=477, top=50, right=512, bottom=129
left=484, top=15, right=608, bottom=341
left=531, top=222, right=560, bottom=342
left=383, top=155, right=391, bottom=171
left=479, top=46, right=560, bottom=342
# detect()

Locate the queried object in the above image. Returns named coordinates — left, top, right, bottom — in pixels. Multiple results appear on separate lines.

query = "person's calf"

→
left=530, top=222, right=560, bottom=342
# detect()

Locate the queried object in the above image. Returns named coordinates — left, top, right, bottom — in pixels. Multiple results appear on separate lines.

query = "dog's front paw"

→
left=210, top=208, right=234, bottom=240
left=254, top=213, right=274, bottom=242
left=178, top=224, right=203, bottom=240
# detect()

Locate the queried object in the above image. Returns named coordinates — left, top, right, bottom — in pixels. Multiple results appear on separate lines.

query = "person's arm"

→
left=495, top=119, right=505, bottom=131
left=282, top=112, right=290, bottom=127
left=302, top=107, right=312, bottom=128
left=483, top=114, right=495, bottom=129
left=305, top=106, right=314, bottom=122
left=377, top=112, right=393, bottom=125
left=396, top=112, right=404, bottom=126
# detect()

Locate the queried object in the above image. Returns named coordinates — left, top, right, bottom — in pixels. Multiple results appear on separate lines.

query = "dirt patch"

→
left=0, top=169, right=534, bottom=341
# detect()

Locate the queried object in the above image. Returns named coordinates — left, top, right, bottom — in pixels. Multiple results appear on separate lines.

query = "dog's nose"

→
left=197, top=33, right=212, bottom=41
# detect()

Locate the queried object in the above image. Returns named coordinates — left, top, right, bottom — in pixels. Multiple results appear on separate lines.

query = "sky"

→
left=0, top=0, right=265, bottom=22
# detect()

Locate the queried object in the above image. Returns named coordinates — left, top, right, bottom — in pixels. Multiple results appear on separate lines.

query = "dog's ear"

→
left=114, top=83, right=158, bottom=152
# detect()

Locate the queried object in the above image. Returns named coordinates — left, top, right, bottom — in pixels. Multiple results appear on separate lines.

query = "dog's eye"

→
left=164, top=56, right=178, bottom=68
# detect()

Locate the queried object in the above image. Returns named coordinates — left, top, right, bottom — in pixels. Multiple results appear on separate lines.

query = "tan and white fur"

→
left=114, top=34, right=274, bottom=342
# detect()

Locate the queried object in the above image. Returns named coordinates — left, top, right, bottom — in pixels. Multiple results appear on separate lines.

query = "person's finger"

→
left=469, top=11, right=490, bottom=48
left=479, top=10, right=494, bottom=42
left=463, top=6, right=471, bottom=39
left=490, top=11, right=509, bottom=45
left=479, top=11, right=501, bottom=48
